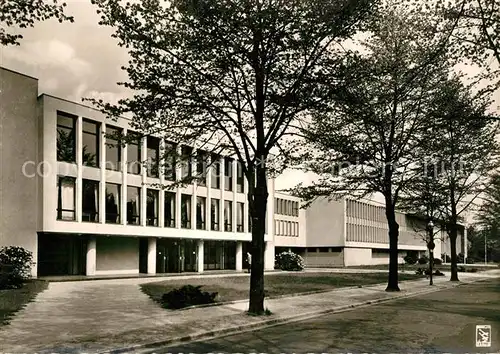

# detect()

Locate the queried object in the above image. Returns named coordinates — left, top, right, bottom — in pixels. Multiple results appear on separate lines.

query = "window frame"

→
left=56, top=175, right=76, bottom=221
left=56, top=111, right=77, bottom=163
left=82, top=178, right=100, bottom=223
left=224, top=200, right=233, bottom=232
left=127, top=132, right=142, bottom=175
left=105, top=183, right=121, bottom=224
left=146, top=189, right=159, bottom=226
left=82, top=118, right=100, bottom=168
left=146, top=136, right=160, bottom=178
left=105, top=125, right=122, bottom=171
left=126, top=186, right=141, bottom=225
left=164, top=191, right=176, bottom=227
left=224, top=157, right=233, bottom=191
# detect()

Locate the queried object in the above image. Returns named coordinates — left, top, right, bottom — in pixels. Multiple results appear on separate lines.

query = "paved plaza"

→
left=0, top=270, right=499, bottom=353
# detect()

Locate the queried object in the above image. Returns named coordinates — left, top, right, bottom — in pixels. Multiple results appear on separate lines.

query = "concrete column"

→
left=219, top=156, right=225, bottom=231
left=197, top=240, right=204, bottom=273
left=244, top=195, right=249, bottom=233
left=232, top=159, right=237, bottom=233
left=236, top=241, right=243, bottom=271
left=76, top=116, right=83, bottom=222
left=175, top=145, right=182, bottom=229
left=264, top=241, right=275, bottom=270
left=86, top=236, right=96, bottom=276
left=99, top=122, right=106, bottom=224
left=121, top=128, right=128, bottom=225
left=220, top=156, right=225, bottom=192
left=158, top=140, right=165, bottom=228
left=175, top=189, right=181, bottom=228
left=141, top=136, right=147, bottom=226
left=463, top=225, right=468, bottom=262
left=206, top=154, right=212, bottom=230
left=192, top=148, right=197, bottom=230
left=147, top=237, right=157, bottom=274
left=267, top=178, right=275, bottom=238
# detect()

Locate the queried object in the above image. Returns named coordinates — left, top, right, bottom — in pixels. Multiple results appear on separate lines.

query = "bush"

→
left=457, top=253, right=465, bottom=263
left=466, top=257, right=475, bottom=264
left=418, top=255, right=429, bottom=264
left=275, top=251, right=305, bottom=271
left=466, top=268, right=478, bottom=273
left=0, top=246, right=35, bottom=290
left=441, top=254, right=451, bottom=263
left=457, top=265, right=466, bottom=272
left=161, top=285, right=218, bottom=309
left=404, top=254, right=417, bottom=265
left=433, top=258, right=443, bottom=265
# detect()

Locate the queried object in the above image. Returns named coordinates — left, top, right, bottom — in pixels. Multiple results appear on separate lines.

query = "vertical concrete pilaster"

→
left=147, top=237, right=157, bottom=274
left=236, top=241, right=243, bottom=271
left=86, top=236, right=97, bottom=276
left=197, top=240, right=204, bottom=273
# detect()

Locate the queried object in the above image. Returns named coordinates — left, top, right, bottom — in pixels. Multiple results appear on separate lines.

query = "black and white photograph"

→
left=0, top=0, right=499, bottom=353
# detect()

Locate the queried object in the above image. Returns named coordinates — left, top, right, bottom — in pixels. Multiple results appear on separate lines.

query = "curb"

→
left=156, top=276, right=432, bottom=312
left=99, top=277, right=487, bottom=354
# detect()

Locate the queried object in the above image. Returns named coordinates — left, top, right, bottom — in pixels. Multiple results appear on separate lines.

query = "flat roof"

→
left=0, top=66, right=38, bottom=81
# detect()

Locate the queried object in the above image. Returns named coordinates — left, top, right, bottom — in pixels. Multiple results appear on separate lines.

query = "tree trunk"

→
left=449, top=222, right=459, bottom=281
left=248, top=164, right=268, bottom=314
left=385, top=200, right=400, bottom=292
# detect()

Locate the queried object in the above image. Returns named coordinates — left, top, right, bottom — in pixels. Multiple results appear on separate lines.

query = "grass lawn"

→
left=345, top=263, right=494, bottom=272
left=0, top=280, right=48, bottom=326
left=141, top=272, right=423, bottom=305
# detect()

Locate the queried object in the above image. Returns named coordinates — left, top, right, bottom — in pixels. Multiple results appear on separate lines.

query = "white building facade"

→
left=0, top=67, right=275, bottom=277
left=0, top=67, right=467, bottom=276
left=274, top=194, right=467, bottom=267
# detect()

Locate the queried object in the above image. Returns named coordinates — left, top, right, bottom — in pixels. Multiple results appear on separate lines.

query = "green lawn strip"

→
left=141, top=272, right=423, bottom=305
left=345, top=264, right=493, bottom=272
left=0, top=280, right=49, bottom=326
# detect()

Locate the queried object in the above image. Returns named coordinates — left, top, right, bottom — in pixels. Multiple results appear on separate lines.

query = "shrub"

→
left=418, top=255, right=429, bottom=264
left=161, top=285, right=218, bottom=309
left=0, top=246, right=35, bottom=290
left=404, top=254, right=417, bottom=265
left=441, top=254, right=451, bottom=263
left=275, top=251, right=305, bottom=271
left=433, top=258, right=443, bottom=265
left=434, top=269, right=445, bottom=276
left=457, top=266, right=466, bottom=272
left=457, top=253, right=465, bottom=263
left=465, top=257, right=475, bottom=264
left=466, top=268, right=478, bottom=273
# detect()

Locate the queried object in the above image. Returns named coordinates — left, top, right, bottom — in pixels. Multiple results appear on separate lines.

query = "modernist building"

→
left=0, top=67, right=466, bottom=276
left=0, top=67, right=275, bottom=277
left=274, top=194, right=467, bottom=267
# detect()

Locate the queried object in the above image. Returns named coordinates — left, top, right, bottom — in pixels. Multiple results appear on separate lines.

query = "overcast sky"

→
left=1, top=0, right=498, bottom=198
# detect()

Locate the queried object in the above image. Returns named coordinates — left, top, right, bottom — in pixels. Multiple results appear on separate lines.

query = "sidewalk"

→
left=1, top=269, right=499, bottom=353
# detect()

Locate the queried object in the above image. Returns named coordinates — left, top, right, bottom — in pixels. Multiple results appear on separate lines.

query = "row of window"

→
left=57, top=176, right=246, bottom=231
left=274, top=198, right=299, bottom=216
left=306, top=247, right=342, bottom=253
left=345, top=200, right=406, bottom=225
left=57, top=112, right=245, bottom=192
left=274, top=220, right=300, bottom=237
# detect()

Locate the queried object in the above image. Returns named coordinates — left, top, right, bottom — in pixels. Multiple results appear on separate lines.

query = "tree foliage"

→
left=0, top=0, right=74, bottom=46
left=445, top=0, right=500, bottom=69
left=417, top=75, right=500, bottom=279
left=89, top=0, right=378, bottom=314
left=292, top=4, right=452, bottom=291
left=474, top=173, right=500, bottom=262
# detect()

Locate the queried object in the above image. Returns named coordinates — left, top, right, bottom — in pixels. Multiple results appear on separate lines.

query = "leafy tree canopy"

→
left=0, top=0, right=74, bottom=46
